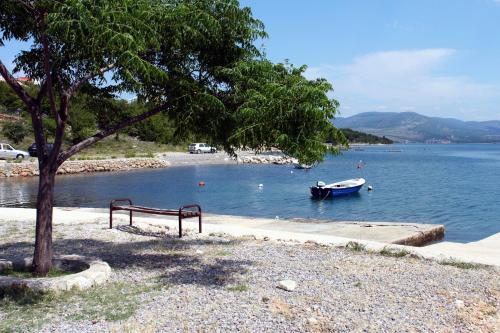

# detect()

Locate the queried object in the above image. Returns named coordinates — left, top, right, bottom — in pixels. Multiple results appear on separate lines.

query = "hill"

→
left=340, top=128, right=393, bottom=144
left=334, top=112, right=500, bottom=143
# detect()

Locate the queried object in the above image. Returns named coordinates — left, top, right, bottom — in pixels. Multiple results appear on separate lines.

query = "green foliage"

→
left=41, top=117, right=57, bottom=139
left=439, top=260, right=488, bottom=270
left=132, top=113, right=176, bottom=144
left=0, top=267, right=71, bottom=278
left=124, top=151, right=136, bottom=158
left=378, top=247, right=410, bottom=258
left=1, top=121, right=29, bottom=144
left=68, top=96, right=98, bottom=143
left=346, top=241, right=366, bottom=252
left=0, top=82, right=24, bottom=111
left=340, top=128, right=393, bottom=144
left=0, top=280, right=163, bottom=332
left=220, top=61, right=347, bottom=164
left=0, top=0, right=344, bottom=166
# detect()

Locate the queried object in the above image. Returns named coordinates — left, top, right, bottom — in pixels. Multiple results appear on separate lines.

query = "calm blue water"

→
left=1, top=144, right=499, bottom=242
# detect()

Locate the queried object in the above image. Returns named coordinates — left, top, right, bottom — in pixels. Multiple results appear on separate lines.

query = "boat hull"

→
left=310, top=178, right=365, bottom=199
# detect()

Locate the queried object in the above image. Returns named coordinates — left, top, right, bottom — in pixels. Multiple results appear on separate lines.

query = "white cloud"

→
left=305, top=49, right=500, bottom=121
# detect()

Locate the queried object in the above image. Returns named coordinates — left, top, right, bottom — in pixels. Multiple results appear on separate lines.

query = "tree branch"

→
left=0, top=59, right=36, bottom=108
left=67, top=63, right=115, bottom=97
left=48, top=94, right=69, bottom=168
left=39, top=15, right=60, bottom=126
left=15, top=0, right=35, bottom=12
left=57, top=102, right=170, bottom=165
left=36, top=80, right=48, bottom=103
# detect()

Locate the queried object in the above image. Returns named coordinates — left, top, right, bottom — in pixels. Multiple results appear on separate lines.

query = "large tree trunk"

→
left=32, top=165, right=56, bottom=276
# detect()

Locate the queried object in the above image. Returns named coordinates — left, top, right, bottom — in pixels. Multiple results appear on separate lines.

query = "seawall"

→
left=0, top=158, right=170, bottom=178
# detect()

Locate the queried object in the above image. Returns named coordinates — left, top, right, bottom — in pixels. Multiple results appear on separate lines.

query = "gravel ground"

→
left=1, top=217, right=499, bottom=333
left=157, top=150, right=286, bottom=166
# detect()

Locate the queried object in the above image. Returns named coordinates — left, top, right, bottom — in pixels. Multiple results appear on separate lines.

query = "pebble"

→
left=277, top=279, right=297, bottom=292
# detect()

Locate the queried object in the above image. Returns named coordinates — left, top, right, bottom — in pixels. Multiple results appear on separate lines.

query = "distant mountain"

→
left=334, top=112, right=500, bottom=143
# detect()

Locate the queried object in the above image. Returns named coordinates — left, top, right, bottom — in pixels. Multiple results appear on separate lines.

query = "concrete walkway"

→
left=1, top=207, right=499, bottom=268
left=200, top=214, right=444, bottom=246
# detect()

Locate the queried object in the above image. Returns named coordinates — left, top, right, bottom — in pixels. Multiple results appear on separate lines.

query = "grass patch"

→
left=0, top=280, right=164, bottom=332
left=226, top=284, right=249, bottom=292
left=211, top=249, right=231, bottom=257
left=345, top=241, right=366, bottom=252
left=124, top=151, right=136, bottom=158
left=0, top=267, right=72, bottom=279
left=378, top=247, right=410, bottom=258
left=354, top=281, right=362, bottom=288
left=439, top=260, right=488, bottom=270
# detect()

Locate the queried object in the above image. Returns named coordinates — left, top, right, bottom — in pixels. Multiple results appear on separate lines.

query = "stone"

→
left=0, top=255, right=111, bottom=293
left=277, top=279, right=297, bottom=292
left=307, top=317, right=318, bottom=324
left=455, top=300, right=465, bottom=308
left=195, top=249, right=204, bottom=255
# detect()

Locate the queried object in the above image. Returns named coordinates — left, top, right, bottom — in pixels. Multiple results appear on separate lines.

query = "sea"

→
left=1, top=144, right=499, bottom=243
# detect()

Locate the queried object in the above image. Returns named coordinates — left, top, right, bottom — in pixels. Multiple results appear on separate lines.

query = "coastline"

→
left=0, top=151, right=297, bottom=178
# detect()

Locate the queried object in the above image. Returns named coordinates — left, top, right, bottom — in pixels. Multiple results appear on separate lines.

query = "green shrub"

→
left=379, top=247, right=410, bottom=258
left=1, top=121, right=28, bottom=144
left=124, top=151, right=136, bottom=158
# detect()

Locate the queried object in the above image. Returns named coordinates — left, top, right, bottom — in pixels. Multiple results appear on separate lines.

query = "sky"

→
left=2, top=0, right=500, bottom=121
left=241, top=0, right=500, bottom=121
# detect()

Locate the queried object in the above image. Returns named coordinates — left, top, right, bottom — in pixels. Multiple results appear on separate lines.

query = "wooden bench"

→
left=109, top=198, right=202, bottom=238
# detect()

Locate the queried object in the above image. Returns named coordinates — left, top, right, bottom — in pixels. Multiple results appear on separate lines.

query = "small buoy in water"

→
left=258, top=184, right=263, bottom=188
left=290, top=170, right=294, bottom=174
left=367, top=185, right=373, bottom=191
left=198, top=181, right=206, bottom=187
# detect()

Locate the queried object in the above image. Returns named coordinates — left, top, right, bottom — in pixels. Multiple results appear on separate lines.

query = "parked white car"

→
left=0, top=143, right=30, bottom=160
left=188, top=143, right=217, bottom=154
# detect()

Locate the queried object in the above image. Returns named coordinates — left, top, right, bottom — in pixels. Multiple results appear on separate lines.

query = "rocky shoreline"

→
left=0, top=152, right=298, bottom=178
left=0, top=158, right=170, bottom=178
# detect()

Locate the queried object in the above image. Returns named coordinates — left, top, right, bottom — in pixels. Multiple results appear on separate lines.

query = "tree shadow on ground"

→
left=0, top=226, right=252, bottom=288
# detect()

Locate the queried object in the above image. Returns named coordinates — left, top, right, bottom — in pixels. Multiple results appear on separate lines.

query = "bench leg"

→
left=199, top=214, right=202, bottom=234
left=130, top=211, right=133, bottom=226
left=109, top=210, right=113, bottom=229
left=178, top=215, right=182, bottom=238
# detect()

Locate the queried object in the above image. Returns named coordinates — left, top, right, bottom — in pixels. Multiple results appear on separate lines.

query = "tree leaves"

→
left=0, top=0, right=345, bottom=165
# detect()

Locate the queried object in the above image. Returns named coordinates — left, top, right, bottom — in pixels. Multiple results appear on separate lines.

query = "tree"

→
left=0, top=0, right=345, bottom=276
left=1, top=120, right=29, bottom=144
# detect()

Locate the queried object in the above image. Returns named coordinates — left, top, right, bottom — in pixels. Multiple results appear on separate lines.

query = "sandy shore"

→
left=1, top=211, right=499, bottom=332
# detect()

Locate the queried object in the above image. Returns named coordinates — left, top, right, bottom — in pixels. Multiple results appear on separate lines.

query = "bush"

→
left=1, top=121, right=28, bottom=144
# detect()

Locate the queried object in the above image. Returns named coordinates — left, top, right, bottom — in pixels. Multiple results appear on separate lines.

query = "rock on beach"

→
left=277, top=279, right=297, bottom=291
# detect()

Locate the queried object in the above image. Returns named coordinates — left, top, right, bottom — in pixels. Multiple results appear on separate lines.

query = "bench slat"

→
left=112, top=205, right=200, bottom=216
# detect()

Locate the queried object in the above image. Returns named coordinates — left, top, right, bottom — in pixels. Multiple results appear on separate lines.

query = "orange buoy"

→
left=198, top=181, right=205, bottom=187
